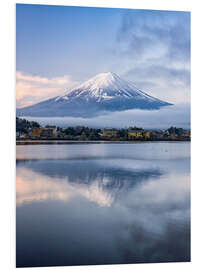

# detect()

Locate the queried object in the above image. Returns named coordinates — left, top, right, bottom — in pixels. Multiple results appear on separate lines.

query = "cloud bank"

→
left=24, top=103, right=190, bottom=130
left=116, top=10, right=190, bottom=104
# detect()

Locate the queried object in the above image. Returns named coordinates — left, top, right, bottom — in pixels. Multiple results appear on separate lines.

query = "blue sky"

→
left=16, top=4, right=190, bottom=108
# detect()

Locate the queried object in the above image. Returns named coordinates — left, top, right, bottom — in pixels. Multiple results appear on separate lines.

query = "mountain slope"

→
left=17, top=72, right=173, bottom=118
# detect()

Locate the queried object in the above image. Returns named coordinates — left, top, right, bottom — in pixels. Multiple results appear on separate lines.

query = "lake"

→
left=16, top=142, right=190, bottom=267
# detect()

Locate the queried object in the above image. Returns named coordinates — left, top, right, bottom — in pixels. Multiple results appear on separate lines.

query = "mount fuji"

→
left=17, top=72, right=172, bottom=118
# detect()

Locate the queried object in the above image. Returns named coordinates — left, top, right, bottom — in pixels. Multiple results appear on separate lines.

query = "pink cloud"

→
left=16, top=71, right=77, bottom=108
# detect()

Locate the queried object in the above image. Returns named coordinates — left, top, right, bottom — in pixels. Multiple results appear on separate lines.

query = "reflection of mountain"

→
left=16, top=159, right=162, bottom=206
left=17, top=159, right=162, bottom=184
left=16, top=158, right=190, bottom=267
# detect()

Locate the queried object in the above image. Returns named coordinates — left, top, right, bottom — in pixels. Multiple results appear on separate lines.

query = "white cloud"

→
left=16, top=71, right=77, bottom=108
left=115, top=11, right=190, bottom=105
left=24, top=103, right=190, bottom=129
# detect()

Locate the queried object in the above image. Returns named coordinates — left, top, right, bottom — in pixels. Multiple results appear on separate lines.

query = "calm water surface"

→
left=16, top=142, right=190, bottom=267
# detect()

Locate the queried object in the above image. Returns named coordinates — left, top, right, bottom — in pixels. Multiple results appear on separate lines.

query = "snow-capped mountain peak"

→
left=17, top=72, right=172, bottom=118
left=76, top=72, right=120, bottom=90
left=57, top=72, right=159, bottom=102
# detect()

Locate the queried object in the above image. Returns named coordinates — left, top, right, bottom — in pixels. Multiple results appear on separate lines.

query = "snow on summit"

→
left=17, top=72, right=173, bottom=118
left=58, top=72, right=158, bottom=102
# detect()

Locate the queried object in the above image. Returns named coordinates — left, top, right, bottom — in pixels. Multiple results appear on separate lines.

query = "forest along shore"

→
left=16, top=117, right=190, bottom=142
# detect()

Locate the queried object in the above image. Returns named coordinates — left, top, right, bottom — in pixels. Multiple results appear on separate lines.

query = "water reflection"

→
left=16, top=159, right=163, bottom=207
left=16, top=142, right=190, bottom=161
left=16, top=143, right=190, bottom=267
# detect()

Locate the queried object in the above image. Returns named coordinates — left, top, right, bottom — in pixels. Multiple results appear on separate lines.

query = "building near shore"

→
left=31, top=126, right=57, bottom=138
left=128, top=130, right=143, bottom=139
left=128, top=130, right=151, bottom=140
left=143, top=131, right=151, bottom=139
left=16, top=131, right=26, bottom=139
left=41, top=126, right=58, bottom=138
left=31, top=127, right=43, bottom=138
left=100, top=129, right=119, bottom=138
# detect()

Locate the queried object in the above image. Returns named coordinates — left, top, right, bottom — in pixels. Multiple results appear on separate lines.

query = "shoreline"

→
left=16, top=139, right=190, bottom=145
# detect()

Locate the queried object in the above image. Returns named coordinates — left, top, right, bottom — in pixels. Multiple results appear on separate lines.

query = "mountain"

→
left=17, top=72, right=172, bottom=118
